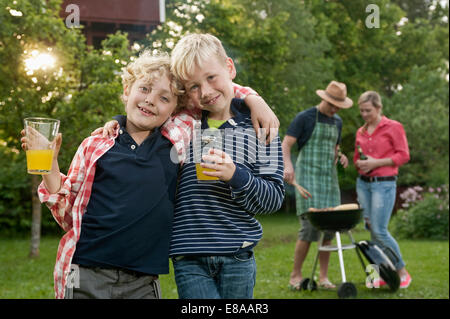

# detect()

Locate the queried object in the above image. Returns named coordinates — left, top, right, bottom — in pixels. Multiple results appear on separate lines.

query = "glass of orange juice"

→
left=23, top=117, right=60, bottom=175
left=196, top=131, right=221, bottom=182
left=195, top=163, right=219, bottom=181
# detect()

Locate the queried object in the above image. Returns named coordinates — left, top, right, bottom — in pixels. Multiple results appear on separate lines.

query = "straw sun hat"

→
left=316, top=81, right=353, bottom=109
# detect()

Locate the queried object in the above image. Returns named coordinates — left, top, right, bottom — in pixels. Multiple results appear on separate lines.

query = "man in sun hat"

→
left=282, top=80, right=353, bottom=290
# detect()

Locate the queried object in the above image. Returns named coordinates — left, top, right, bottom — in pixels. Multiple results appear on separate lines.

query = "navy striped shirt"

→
left=169, top=99, right=285, bottom=257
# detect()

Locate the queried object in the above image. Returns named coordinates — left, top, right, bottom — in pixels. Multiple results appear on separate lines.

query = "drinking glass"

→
left=23, top=117, right=60, bottom=175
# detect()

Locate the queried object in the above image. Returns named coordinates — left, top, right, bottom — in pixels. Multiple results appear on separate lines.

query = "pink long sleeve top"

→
left=354, top=116, right=410, bottom=177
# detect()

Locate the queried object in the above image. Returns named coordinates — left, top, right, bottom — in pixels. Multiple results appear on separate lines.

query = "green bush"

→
left=0, top=146, right=62, bottom=236
left=392, top=185, right=449, bottom=240
left=0, top=147, right=30, bottom=235
left=385, top=66, right=449, bottom=187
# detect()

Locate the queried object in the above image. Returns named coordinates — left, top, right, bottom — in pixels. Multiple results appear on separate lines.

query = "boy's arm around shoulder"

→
left=233, top=83, right=279, bottom=144
left=161, top=108, right=200, bottom=164
left=38, top=136, right=99, bottom=232
left=228, top=135, right=285, bottom=214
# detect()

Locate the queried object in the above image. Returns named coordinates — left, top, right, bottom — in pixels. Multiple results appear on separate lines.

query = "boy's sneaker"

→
left=400, top=272, right=412, bottom=289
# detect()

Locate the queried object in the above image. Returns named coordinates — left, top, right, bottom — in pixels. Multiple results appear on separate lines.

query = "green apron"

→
left=295, top=107, right=340, bottom=215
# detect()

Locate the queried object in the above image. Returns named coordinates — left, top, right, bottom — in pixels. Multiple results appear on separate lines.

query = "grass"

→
left=254, top=214, right=449, bottom=299
left=0, top=213, right=448, bottom=299
left=0, top=237, right=56, bottom=298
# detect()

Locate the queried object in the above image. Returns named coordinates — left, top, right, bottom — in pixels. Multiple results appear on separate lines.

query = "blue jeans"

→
left=356, top=178, right=405, bottom=270
left=172, top=251, right=256, bottom=299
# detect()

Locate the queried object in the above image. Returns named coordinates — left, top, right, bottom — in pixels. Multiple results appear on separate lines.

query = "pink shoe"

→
left=400, top=272, right=412, bottom=289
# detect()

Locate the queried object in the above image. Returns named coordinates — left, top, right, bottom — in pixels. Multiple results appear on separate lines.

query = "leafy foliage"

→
left=143, top=0, right=333, bottom=135
left=0, top=0, right=448, bottom=234
left=0, top=0, right=132, bottom=234
left=0, top=146, right=29, bottom=234
left=385, top=65, right=449, bottom=186
left=305, top=0, right=449, bottom=188
left=392, top=185, right=449, bottom=240
left=144, top=0, right=449, bottom=189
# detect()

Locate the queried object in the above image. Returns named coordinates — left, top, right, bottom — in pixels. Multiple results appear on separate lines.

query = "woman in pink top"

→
left=354, top=91, right=412, bottom=289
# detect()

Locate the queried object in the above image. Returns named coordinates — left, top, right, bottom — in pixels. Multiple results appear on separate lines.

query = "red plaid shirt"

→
left=38, top=83, right=256, bottom=298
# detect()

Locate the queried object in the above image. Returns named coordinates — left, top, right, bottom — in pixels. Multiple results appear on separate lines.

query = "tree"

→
left=144, top=0, right=333, bottom=134
left=0, top=0, right=84, bottom=257
left=392, top=0, right=445, bottom=23
left=143, top=0, right=448, bottom=191
left=0, top=0, right=447, bottom=235
left=305, top=0, right=449, bottom=187
left=0, top=0, right=131, bottom=255
left=385, top=65, right=449, bottom=186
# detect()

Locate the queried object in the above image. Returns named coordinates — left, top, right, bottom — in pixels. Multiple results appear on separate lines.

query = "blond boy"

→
left=22, top=52, right=183, bottom=299
left=168, top=34, right=285, bottom=299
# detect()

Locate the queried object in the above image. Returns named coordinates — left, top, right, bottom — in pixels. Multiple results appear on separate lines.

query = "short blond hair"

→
left=358, top=91, right=383, bottom=109
left=122, top=51, right=185, bottom=110
left=171, top=33, right=228, bottom=82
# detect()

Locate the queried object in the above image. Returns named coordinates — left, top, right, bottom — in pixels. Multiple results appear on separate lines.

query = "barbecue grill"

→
left=299, top=207, right=400, bottom=298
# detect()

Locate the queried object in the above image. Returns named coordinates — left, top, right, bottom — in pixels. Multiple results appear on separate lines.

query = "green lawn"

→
left=0, top=213, right=448, bottom=299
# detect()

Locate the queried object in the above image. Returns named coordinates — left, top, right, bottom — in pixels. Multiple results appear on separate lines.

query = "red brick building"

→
left=60, top=0, right=165, bottom=47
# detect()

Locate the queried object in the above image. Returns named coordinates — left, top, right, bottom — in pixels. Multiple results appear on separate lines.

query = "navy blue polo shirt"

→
left=286, top=106, right=342, bottom=151
left=72, top=115, right=179, bottom=275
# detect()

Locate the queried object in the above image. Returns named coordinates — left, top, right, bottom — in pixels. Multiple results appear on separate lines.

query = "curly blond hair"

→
left=122, top=51, right=185, bottom=112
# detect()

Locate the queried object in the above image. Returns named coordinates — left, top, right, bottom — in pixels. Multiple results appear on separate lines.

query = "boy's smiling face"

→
left=184, top=56, right=236, bottom=120
left=123, top=75, right=177, bottom=134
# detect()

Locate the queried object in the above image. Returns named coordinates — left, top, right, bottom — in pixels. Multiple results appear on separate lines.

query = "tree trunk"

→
left=29, top=174, right=41, bottom=258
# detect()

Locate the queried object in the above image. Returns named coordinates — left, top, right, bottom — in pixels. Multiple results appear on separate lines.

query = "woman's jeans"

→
left=172, top=250, right=256, bottom=299
left=356, top=178, right=405, bottom=270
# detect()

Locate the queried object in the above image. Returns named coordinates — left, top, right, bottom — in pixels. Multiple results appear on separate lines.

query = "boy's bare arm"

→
left=42, top=151, right=62, bottom=194
left=244, top=95, right=279, bottom=145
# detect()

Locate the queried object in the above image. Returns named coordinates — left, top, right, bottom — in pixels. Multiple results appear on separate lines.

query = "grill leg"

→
left=336, top=231, right=347, bottom=283
left=348, top=231, right=368, bottom=274
left=309, top=232, right=324, bottom=284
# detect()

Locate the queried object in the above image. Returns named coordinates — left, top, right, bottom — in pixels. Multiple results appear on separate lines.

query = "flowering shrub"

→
left=391, top=184, right=449, bottom=240
left=399, top=186, right=424, bottom=208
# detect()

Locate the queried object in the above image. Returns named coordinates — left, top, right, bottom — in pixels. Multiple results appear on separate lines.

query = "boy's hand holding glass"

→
left=21, top=117, right=61, bottom=175
left=200, top=149, right=236, bottom=182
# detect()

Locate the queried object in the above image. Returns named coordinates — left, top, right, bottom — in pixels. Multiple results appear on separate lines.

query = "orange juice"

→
left=26, top=149, right=54, bottom=174
left=195, top=163, right=219, bottom=181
